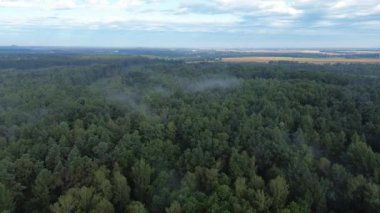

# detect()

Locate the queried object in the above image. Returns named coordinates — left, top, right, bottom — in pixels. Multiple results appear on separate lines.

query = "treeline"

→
left=0, top=56, right=380, bottom=212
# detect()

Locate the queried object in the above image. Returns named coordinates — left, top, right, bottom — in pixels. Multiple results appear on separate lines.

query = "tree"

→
left=14, top=158, right=35, bottom=187
left=166, top=121, right=177, bottom=142
left=166, top=201, right=182, bottom=213
left=45, top=144, right=61, bottom=171
left=131, top=159, right=153, bottom=202
left=30, top=169, right=55, bottom=212
left=127, top=201, right=147, bottom=213
left=93, top=166, right=112, bottom=200
left=50, top=186, right=114, bottom=213
left=346, top=139, right=380, bottom=178
left=229, top=149, right=256, bottom=179
left=253, top=190, right=272, bottom=212
left=234, top=177, right=247, bottom=198
left=0, top=183, right=13, bottom=212
left=2, top=54, right=380, bottom=213
left=363, top=182, right=380, bottom=212
left=112, top=164, right=130, bottom=212
left=269, top=176, right=289, bottom=212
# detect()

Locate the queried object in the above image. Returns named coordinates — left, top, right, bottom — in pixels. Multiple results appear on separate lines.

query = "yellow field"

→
left=222, top=57, right=380, bottom=64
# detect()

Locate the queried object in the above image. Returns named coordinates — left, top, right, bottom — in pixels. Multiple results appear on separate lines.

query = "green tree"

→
left=112, top=164, right=130, bottom=212
left=14, top=158, right=35, bottom=187
left=127, top=201, right=147, bottom=213
left=30, top=169, right=55, bottom=212
left=45, top=144, right=61, bottom=171
left=51, top=186, right=114, bottom=213
left=131, top=159, right=153, bottom=202
left=346, top=139, right=380, bottom=177
left=234, top=177, right=247, bottom=198
left=166, top=201, right=182, bottom=213
left=166, top=121, right=177, bottom=142
left=0, top=183, right=13, bottom=212
left=229, top=149, right=256, bottom=179
left=269, top=176, right=289, bottom=212
left=253, top=190, right=272, bottom=212
left=93, top=166, right=112, bottom=200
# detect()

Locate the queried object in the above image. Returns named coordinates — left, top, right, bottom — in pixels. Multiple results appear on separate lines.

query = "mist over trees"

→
left=0, top=55, right=380, bottom=212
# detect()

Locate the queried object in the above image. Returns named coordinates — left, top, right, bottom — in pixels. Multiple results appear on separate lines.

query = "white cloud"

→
left=0, top=8, right=242, bottom=33
left=0, top=0, right=30, bottom=8
left=0, top=0, right=379, bottom=34
left=328, top=0, right=380, bottom=16
left=331, top=0, right=354, bottom=9
left=0, top=0, right=156, bottom=10
left=330, top=0, right=380, bottom=10
left=0, top=0, right=75, bottom=9
left=215, top=0, right=303, bottom=16
left=213, top=0, right=380, bottom=19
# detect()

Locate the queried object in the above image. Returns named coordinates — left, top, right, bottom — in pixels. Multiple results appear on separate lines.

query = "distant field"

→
left=222, top=57, right=380, bottom=64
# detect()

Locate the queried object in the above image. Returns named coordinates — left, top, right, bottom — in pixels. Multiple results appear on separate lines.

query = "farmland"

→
left=222, top=56, right=380, bottom=64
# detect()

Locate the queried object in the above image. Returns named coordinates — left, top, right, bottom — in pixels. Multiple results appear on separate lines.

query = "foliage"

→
left=0, top=55, right=380, bottom=212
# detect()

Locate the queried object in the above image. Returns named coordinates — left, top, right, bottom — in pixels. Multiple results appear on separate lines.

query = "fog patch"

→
left=184, top=77, right=241, bottom=92
left=151, top=85, right=172, bottom=97
left=89, top=76, right=149, bottom=114
left=105, top=90, right=152, bottom=114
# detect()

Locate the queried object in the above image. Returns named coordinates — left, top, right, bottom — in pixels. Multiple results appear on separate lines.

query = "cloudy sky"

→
left=1, top=0, right=380, bottom=48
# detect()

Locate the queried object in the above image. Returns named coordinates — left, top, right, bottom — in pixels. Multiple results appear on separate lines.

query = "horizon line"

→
left=1, top=45, right=380, bottom=51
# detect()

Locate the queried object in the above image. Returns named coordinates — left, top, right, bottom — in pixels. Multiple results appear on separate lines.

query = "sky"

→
left=0, top=0, right=380, bottom=48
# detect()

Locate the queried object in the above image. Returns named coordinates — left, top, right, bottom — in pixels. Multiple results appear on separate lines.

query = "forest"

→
left=0, top=55, right=380, bottom=213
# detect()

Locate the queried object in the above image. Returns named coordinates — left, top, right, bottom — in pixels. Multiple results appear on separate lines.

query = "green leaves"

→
left=269, top=176, right=289, bottom=212
left=30, top=169, right=55, bottom=212
left=112, top=164, right=131, bottom=212
left=0, top=183, right=13, bottom=212
left=127, top=201, right=147, bottom=213
left=346, top=136, right=380, bottom=178
left=131, top=159, right=153, bottom=202
left=166, top=201, right=182, bottom=213
left=51, top=186, right=113, bottom=213
left=1, top=56, right=380, bottom=212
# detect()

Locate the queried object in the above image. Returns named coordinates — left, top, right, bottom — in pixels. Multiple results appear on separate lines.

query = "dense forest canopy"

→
left=0, top=55, right=380, bottom=212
